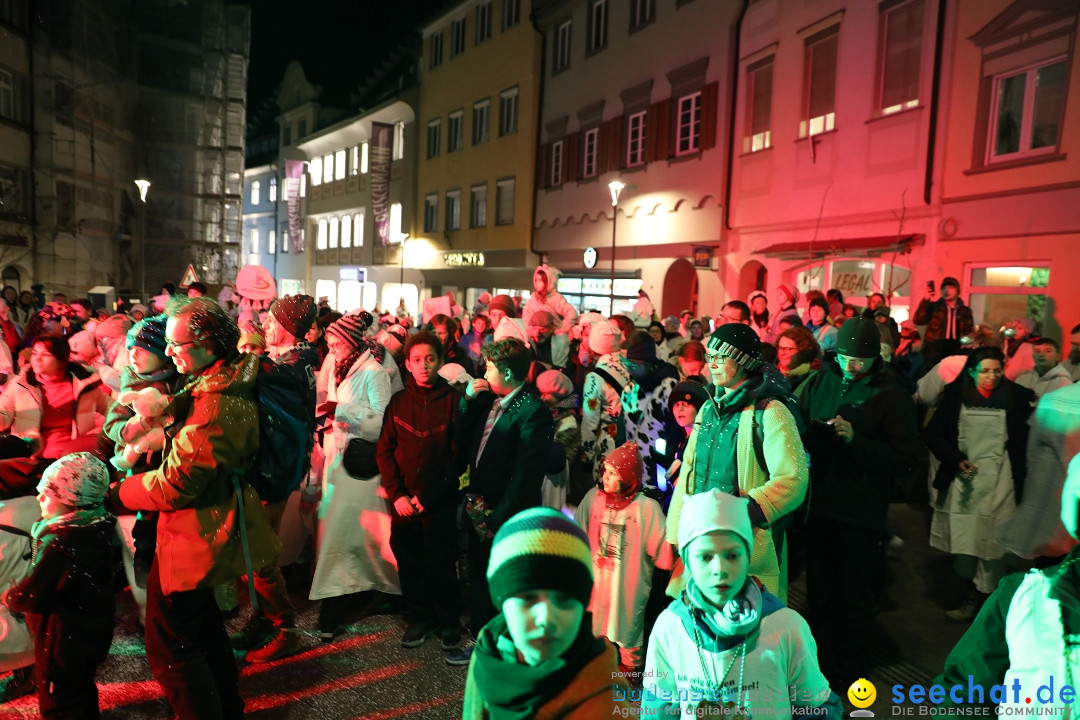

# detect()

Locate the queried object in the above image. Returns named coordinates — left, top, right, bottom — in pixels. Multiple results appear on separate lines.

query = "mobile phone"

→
left=926, top=280, right=935, bottom=294
left=811, top=418, right=838, bottom=434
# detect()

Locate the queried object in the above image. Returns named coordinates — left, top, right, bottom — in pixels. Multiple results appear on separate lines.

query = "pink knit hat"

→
left=588, top=319, right=622, bottom=355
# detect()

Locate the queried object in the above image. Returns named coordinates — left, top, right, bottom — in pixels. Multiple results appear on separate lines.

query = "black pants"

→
left=145, top=563, right=243, bottom=720
left=465, top=529, right=495, bottom=636
left=390, top=503, right=460, bottom=630
left=29, top=612, right=112, bottom=720
left=805, top=517, right=884, bottom=691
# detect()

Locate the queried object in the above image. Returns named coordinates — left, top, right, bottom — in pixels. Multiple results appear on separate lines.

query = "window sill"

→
left=585, top=45, right=608, bottom=59
left=865, top=105, right=923, bottom=125
left=738, top=146, right=774, bottom=159
left=795, top=129, right=838, bottom=143
left=964, top=152, right=1067, bottom=175
left=576, top=175, right=600, bottom=185
left=629, top=17, right=656, bottom=36
left=669, top=150, right=702, bottom=164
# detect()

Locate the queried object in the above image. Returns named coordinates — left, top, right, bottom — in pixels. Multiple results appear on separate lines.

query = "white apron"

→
left=930, top=405, right=1015, bottom=560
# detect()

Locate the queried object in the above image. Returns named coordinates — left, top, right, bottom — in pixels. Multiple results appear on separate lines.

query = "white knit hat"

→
left=678, top=489, right=754, bottom=557
left=494, top=317, right=530, bottom=348
left=588, top=319, right=622, bottom=355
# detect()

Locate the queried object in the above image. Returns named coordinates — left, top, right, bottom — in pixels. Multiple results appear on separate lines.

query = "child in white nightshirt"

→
left=575, top=441, right=672, bottom=676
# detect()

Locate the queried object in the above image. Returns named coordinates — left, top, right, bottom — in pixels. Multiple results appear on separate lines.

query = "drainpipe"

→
left=723, top=0, right=752, bottom=232
left=528, top=7, right=548, bottom=267
left=923, top=0, right=948, bottom=206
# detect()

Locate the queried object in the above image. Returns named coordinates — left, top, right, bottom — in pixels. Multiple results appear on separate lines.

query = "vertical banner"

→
left=285, top=159, right=305, bottom=252
left=370, top=122, right=392, bottom=246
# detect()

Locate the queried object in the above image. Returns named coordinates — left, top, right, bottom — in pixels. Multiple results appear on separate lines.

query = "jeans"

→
left=389, top=503, right=460, bottom=629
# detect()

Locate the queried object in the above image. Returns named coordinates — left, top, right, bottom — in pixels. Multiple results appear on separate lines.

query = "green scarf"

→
left=30, top=505, right=112, bottom=554
left=471, top=612, right=606, bottom=720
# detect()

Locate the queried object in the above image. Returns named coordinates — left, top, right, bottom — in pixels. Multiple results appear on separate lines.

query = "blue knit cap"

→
left=127, top=314, right=168, bottom=358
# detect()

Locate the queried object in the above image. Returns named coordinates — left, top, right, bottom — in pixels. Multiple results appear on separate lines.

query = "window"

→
left=309, top=157, right=322, bottom=186
left=341, top=214, right=352, bottom=248
left=627, top=111, right=646, bottom=166
left=329, top=217, right=339, bottom=249
left=745, top=57, right=773, bottom=152
left=354, top=212, right=364, bottom=247
left=968, top=265, right=1050, bottom=332
left=335, top=150, right=346, bottom=180
left=0, top=68, right=24, bottom=122
left=879, top=0, right=923, bottom=115
left=360, top=142, right=369, bottom=173
left=322, top=153, right=334, bottom=184
left=427, top=119, right=441, bottom=158
left=582, top=127, right=599, bottom=177
left=250, top=181, right=260, bottom=206
left=281, top=222, right=291, bottom=253
left=317, top=218, right=328, bottom=250
left=446, top=190, right=461, bottom=230
left=471, top=184, right=487, bottom=228
left=268, top=229, right=276, bottom=255
left=588, top=0, right=608, bottom=53
left=298, top=118, right=307, bottom=138
left=451, top=18, right=466, bottom=57
left=350, top=146, right=360, bottom=175
left=424, top=194, right=439, bottom=232
left=502, top=0, right=520, bottom=30
left=473, top=99, right=490, bottom=145
left=631, top=0, right=655, bottom=29
left=448, top=110, right=464, bottom=152
left=496, top=178, right=515, bottom=225
left=300, top=171, right=307, bottom=197
left=269, top=176, right=277, bottom=202
left=499, top=87, right=519, bottom=136
left=988, top=58, right=1066, bottom=161
left=393, top=121, right=405, bottom=161
left=430, top=31, right=444, bottom=68
left=554, top=21, right=572, bottom=72
left=390, top=203, right=403, bottom=241
left=282, top=125, right=291, bottom=146
left=801, top=27, right=839, bottom=137
left=0, top=165, right=29, bottom=217
left=250, top=229, right=260, bottom=255
left=550, top=140, right=564, bottom=186
left=477, top=2, right=492, bottom=43
left=676, top=92, right=702, bottom=155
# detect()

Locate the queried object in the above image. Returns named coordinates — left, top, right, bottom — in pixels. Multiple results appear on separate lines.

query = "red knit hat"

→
left=269, top=294, right=317, bottom=338
left=603, top=441, right=643, bottom=496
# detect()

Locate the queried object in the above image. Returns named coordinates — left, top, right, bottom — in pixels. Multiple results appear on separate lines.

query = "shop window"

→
left=968, top=265, right=1050, bottom=331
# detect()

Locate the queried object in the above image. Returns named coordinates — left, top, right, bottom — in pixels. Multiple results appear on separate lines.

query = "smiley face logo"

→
left=848, top=678, right=877, bottom=709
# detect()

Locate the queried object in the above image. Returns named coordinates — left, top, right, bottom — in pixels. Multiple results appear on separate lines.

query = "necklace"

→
left=691, top=616, right=750, bottom=718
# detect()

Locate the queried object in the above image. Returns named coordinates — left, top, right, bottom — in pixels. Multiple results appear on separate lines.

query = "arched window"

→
left=317, top=218, right=328, bottom=250
left=328, top=217, right=339, bottom=249
left=250, top=181, right=260, bottom=206
left=341, top=214, right=352, bottom=248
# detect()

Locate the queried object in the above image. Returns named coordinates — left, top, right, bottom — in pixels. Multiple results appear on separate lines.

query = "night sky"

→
left=246, top=0, right=451, bottom=122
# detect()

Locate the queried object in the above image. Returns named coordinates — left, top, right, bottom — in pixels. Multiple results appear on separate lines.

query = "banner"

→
left=370, top=122, right=393, bottom=246
left=285, top=159, right=305, bottom=252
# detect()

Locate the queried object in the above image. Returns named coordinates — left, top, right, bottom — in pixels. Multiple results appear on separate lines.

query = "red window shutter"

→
left=537, top=143, right=549, bottom=188
left=597, top=117, right=621, bottom=173
left=646, top=99, right=670, bottom=163
left=700, top=81, right=719, bottom=150
left=564, top=132, right=580, bottom=182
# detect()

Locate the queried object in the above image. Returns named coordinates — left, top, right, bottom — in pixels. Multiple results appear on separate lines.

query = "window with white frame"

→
left=627, top=111, right=646, bottom=166
left=554, top=20, right=572, bottom=72
left=448, top=110, right=464, bottom=152
left=250, top=181, right=260, bottom=206
left=309, top=157, right=322, bottom=186
left=801, top=26, right=839, bottom=137
left=390, top=203, right=403, bottom=240
left=631, top=0, right=655, bottom=29
left=341, top=214, right=352, bottom=248
left=451, top=18, right=466, bottom=57
left=281, top=222, right=290, bottom=253
left=360, top=142, right=369, bottom=173
left=329, top=216, right=339, bottom=248
left=355, top=212, right=365, bottom=247
left=550, top=140, right=564, bottom=186
left=322, top=153, right=334, bottom=184
left=502, top=0, right=520, bottom=30
left=300, top=171, right=307, bottom=197
left=471, top=184, right=487, bottom=228
left=424, top=194, right=439, bottom=232
left=500, top=87, right=519, bottom=136
left=317, top=218, right=328, bottom=250
left=477, top=2, right=492, bottom=43
left=676, top=92, right=702, bottom=155
left=988, top=57, right=1067, bottom=162
left=588, top=0, right=608, bottom=53
left=745, top=56, right=774, bottom=152
left=268, top=229, right=276, bottom=254
left=446, top=190, right=461, bottom=230
left=269, top=176, right=277, bottom=202
left=496, top=178, right=515, bottom=225
left=335, top=149, right=346, bottom=180
left=582, top=127, right=599, bottom=177
left=350, top=146, right=360, bottom=175
left=967, top=264, right=1051, bottom=332
left=879, top=0, right=924, bottom=115
left=250, top=229, right=259, bottom=255
left=427, top=119, right=441, bottom=158
left=393, top=121, right=405, bottom=161
left=430, top=31, right=444, bottom=68
left=473, top=98, right=490, bottom=145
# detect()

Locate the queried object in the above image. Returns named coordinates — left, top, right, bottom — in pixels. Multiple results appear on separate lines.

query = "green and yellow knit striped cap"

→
left=487, top=507, right=593, bottom=609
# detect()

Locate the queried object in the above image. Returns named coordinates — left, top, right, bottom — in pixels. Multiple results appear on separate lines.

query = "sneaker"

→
left=440, top=627, right=463, bottom=651
left=245, top=628, right=302, bottom=663
left=401, top=621, right=435, bottom=649
left=445, top=635, right=475, bottom=666
left=318, top=629, right=339, bottom=644
left=945, top=590, right=987, bottom=623
left=229, top=614, right=271, bottom=650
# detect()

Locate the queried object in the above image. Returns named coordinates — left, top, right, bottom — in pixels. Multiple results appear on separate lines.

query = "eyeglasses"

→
left=975, top=369, right=1004, bottom=376
left=165, top=338, right=200, bottom=351
left=777, top=345, right=799, bottom=353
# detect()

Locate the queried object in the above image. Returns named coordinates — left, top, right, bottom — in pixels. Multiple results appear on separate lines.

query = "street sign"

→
left=179, top=264, right=199, bottom=289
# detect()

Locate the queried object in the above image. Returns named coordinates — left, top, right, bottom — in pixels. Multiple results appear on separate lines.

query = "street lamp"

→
left=134, top=179, right=151, bottom=302
left=607, top=179, right=624, bottom=315
left=398, top=233, right=410, bottom=289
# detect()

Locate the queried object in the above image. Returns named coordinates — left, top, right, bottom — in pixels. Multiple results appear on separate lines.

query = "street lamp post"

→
left=607, top=179, right=624, bottom=315
left=134, top=179, right=151, bottom=302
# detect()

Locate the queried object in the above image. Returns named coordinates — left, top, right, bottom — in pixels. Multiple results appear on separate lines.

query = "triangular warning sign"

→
left=179, top=264, right=199, bottom=289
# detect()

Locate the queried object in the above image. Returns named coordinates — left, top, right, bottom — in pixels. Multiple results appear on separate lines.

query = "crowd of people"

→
left=0, top=263, right=1077, bottom=719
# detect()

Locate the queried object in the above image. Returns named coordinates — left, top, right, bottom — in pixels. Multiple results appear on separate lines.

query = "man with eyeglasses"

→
left=796, top=316, right=921, bottom=691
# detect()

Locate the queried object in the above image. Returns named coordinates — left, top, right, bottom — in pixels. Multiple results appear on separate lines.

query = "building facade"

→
left=0, top=0, right=33, bottom=292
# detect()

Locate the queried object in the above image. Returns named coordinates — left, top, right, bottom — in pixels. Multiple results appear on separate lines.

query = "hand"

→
left=393, top=495, right=415, bottom=517
left=466, top=378, right=490, bottom=399
left=411, top=496, right=425, bottom=514
left=833, top=415, right=854, bottom=444
left=924, top=282, right=935, bottom=301
left=665, top=459, right=681, bottom=481
left=958, top=460, right=978, bottom=478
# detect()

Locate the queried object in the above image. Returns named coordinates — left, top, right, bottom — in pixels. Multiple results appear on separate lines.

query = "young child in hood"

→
left=5, top=452, right=116, bottom=719
left=462, top=507, right=631, bottom=718
left=537, top=369, right=578, bottom=510
left=576, top=441, right=673, bottom=678
left=643, top=489, right=841, bottom=718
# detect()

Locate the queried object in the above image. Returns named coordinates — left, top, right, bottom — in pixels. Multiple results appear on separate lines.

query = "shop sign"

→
left=338, top=267, right=368, bottom=283
left=583, top=247, right=597, bottom=269
left=444, top=252, right=485, bottom=267
left=831, top=260, right=875, bottom=296
left=692, top=246, right=712, bottom=268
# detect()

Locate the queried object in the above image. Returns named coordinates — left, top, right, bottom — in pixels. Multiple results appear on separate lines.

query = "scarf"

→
left=134, top=365, right=179, bottom=386
left=333, top=340, right=385, bottom=387
left=471, top=612, right=606, bottom=720
left=30, top=505, right=112, bottom=559
left=684, top=577, right=763, bottom=648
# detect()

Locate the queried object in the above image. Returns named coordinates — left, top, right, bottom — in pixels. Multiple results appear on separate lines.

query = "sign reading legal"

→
left=444, top=252, right=485, bottom=267
left=833, top=270, right=874, bottom=296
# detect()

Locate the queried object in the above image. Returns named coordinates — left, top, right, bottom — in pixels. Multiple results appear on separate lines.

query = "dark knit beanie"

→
left=326, top=310, right=374, bottom=350
left=126, top=314, right=168, bottom=358
left=625, top=330, right=657, bottom=363
left=941, top=276, right=960, bottom=290
left=668, top=380, right=710, bottom=414
left=488, top=294, right=516, bottom=318
left=270, top=294, right=317, bottom=338
left=487, top=507, right=593, bottom=609
left=837, top=316, right=882, bottom=358
left=706, top=323, right=763, bottom=371
left=809, top=297, right=830, bottom=314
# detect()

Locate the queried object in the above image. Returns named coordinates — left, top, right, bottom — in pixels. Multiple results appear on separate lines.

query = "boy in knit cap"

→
left=643, top=489, right=840, bottom=718
left=462, top=506, right=631, bottom=718
left=575, top=441, right=672, bottom=679
left=5, top=453, right=117, bottom=719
